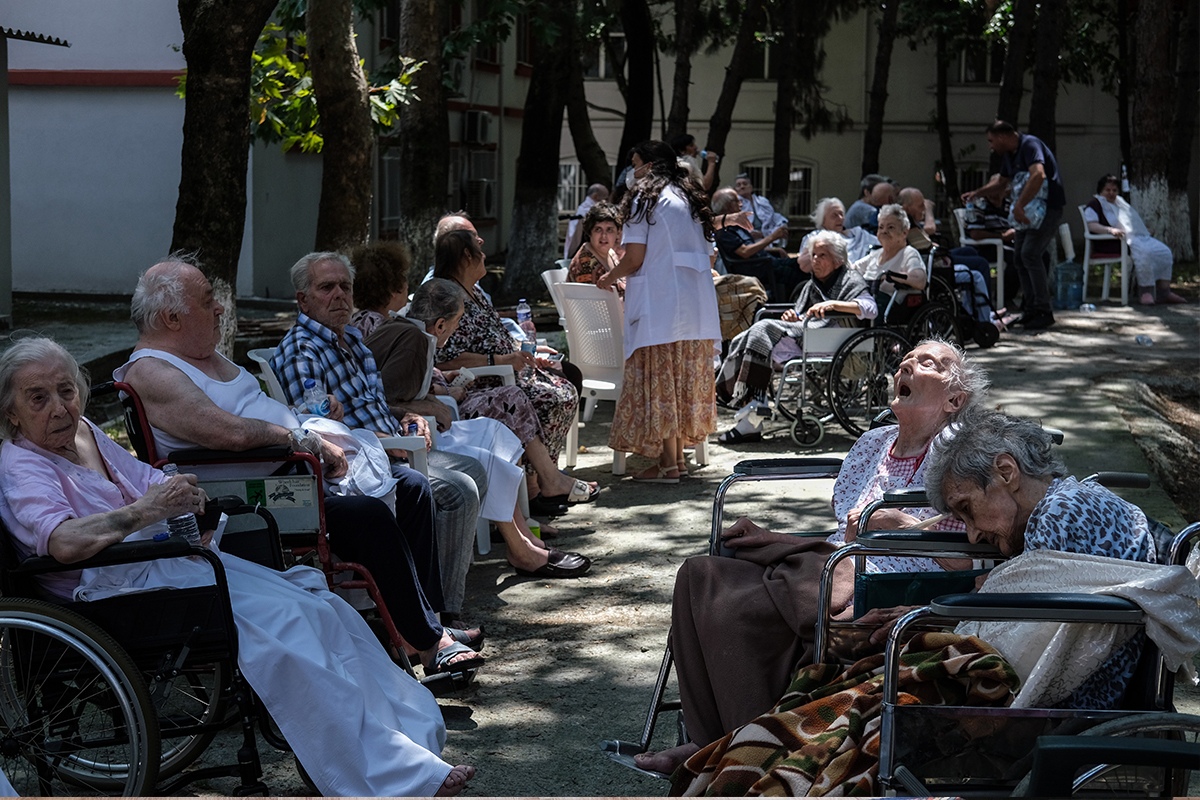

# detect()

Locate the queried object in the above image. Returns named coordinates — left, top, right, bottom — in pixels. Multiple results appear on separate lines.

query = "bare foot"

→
left=544, top=471, right=598, bottom=497
left=538, top=521, right=559, bottom=538
left=632, top=742, right=700, bottom=774
left=435, top=764, right=475, bottom=796
left=417, top=632, right=484, bottom=671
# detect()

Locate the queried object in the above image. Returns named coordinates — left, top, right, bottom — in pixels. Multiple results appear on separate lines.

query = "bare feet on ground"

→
left=632, top=742, right=700, bottom=774
left=435, top=765, right=475, bottom=796
left=412, top=630, right=484, bottom=670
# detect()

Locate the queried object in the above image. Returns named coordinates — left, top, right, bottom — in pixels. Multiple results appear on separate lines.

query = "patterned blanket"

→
left=671, top=632, right=1018, bottom=797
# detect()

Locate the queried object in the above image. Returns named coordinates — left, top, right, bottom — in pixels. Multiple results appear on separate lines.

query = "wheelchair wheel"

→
left=827, top=328, right=911, bottom=438
left=790, top=415, right=824, bottom=447
left=907, top=302, right=961, bottom=346
left=151, top=662, right=227, bottom=780
left=1012, top=712, right=1200, bottom=797
left=0, top=599, right=159, bottom=795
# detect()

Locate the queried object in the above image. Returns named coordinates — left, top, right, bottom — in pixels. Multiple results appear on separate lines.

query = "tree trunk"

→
left=664, top=0, right=698, bottom=143
left=396, top=0, right=450, bottom=283
left=704, top=0, right=766, bottom=187
left=502, top=5, right=572, bottom=301
left=308, top=0, right=375, bottom=254
left=861, top=0, right=900, bottom=178
left=173, top=0, right=277, bottom=357
left=935, top=31, right=960, bottom=206
left=616, top=0, right=656, bottom=164
left=1116, top=0, right=1132, bottom=170
left=1129, top=0, right=1173, bottom=241
left=1166, top=0, right=1198, bottom=259
left=1026, top=0, right=1065, bottom=152
left=566, top=22, right=612, bottom=189
left=769, top=1, right=798, bottom=213
left=992, top=0, right=1036, bottom=171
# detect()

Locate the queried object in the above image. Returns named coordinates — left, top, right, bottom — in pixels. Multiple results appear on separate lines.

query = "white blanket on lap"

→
left=75, top=525, right=451, bottom=797
left=956, top=549, right=1200, bottom=708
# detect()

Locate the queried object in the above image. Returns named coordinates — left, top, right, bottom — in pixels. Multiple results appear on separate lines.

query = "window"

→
left=932, top=163, right=992, bottom=218
left=378, top=146, right=403, bottom=238
left=515, top=13, right=535, bottom=65
left=473, top=0, right=499, bottom=64
left=582, top=30, right=625, bottom=80
left=557, top=163, right=587, bottom=215
left=739, top=161, right=814, bottom=218
left=957, top=40, right=1005, bottom=84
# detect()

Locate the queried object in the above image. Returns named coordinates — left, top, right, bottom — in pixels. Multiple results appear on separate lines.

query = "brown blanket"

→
left=669, top=538, right=856, bottom=746
left=671, top=631, right=1018, bottom=796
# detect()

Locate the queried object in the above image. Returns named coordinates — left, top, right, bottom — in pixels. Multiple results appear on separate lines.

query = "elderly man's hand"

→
left=406, top=414, right=434, bottom=450
left=858, top=605, right=921, bottom=646
left=1012, top=204, right=1030, bottom=225
left=325, top=394, right=344, bottom=422
left=318, top=437, right=349, bottom=480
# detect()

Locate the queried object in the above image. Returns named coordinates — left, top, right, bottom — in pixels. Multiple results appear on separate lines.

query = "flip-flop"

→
left=445, top=626, right=485, bottom=652
left=716, top=427, right=762, bottom=444
left=424, top=641, right=486, bottom=677
left=541, top=479, right=599, bottom=505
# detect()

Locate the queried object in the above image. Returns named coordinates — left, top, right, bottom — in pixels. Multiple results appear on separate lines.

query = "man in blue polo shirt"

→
left=963, top=120, right=1065, bottom=330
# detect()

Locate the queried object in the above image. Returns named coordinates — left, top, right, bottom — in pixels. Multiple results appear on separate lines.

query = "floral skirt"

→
left=609, top=340, right=718, bottom=459
left=458, top=384, right=545, bottom=449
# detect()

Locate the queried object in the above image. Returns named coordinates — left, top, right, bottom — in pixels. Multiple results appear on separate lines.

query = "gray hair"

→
left=810, top=197, right=845, bottom=230
left=435, top=212, right=472, bottom=244
left=587, top=183, right=608, bottom=199
left=711, top=187, right=740, bottom=215
left=804, top=229, right=849, bottom=266
left=0, top=337, right=90, bottom=441
left=877, top=203, right=910, bottom=232
left=915, top=337, right=990, bottom=414
left=290, top=252, right=354, bottom=294
left=925, top=408, right=1067, bottom=514
left=130, top=252, right=202, bottom=333
left=407, top=278, right=465, bottom=325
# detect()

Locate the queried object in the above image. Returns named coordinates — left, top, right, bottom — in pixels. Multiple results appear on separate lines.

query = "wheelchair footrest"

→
left=600, top=739, right=672, bottom=782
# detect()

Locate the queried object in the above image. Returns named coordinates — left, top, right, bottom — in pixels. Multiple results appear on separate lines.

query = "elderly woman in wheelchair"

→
left=633, top=339, right=987, bottom=775
left=0, top=338, right=475, bottom=797
left=670, top=408, right=1200, bottom=796
left=716, top=229, right=878, bottom=443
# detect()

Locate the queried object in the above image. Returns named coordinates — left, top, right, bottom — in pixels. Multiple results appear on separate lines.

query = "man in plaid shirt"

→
left=271, top=252, right=486, bottom=627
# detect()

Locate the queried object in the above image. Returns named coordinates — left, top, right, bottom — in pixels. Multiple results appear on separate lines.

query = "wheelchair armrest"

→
left=12, top=537, right=195, bottom=575
left=1024, top=735, right=1200, bottom=796
left=881, top=488, right=929, bottom=505
left=1045, top=427, right=1064, bottom=445
left=857, top=529, right=1002, bottom=557
left=929, top=592, right=1144, bottom=623
left=168, top=446, right=295, bottom=463
left=1086, top=471, right=1151, bottom=489
left=733, top=458, right=843, bottom=476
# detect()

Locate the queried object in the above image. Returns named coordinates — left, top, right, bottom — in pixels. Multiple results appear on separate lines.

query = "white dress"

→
left=0, top=423, right=453, bottom=797
left=1083, top=195, right=1174, bottom=286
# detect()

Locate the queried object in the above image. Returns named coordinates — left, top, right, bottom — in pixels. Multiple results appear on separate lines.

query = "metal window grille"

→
left=740, top=162, right=814, bottom=217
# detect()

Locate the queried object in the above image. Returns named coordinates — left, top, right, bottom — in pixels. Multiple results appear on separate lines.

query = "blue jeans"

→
left=1012, top=206, right=1062, bottom=314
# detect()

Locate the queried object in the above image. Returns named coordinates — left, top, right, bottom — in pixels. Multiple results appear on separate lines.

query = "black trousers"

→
left=324, top=468, right=442, bottom=651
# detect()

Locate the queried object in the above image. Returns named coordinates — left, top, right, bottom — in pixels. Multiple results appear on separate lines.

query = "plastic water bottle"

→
left=303, top=378, right=330, bottom=416
left=1079, top=303, right=1096, bottom=313
left=160, top=463, right=201, bottom=546
left=1135, top=335, right=1154, bottom=347
left=516, top=299, right=537, bottom=353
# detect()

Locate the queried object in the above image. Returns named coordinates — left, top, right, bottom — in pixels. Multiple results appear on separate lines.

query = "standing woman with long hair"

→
left=597, top=140, right=720, bottom=483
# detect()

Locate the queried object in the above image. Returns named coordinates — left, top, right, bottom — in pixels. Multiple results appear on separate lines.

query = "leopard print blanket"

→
left=671, top=632, right=1018, bottom=797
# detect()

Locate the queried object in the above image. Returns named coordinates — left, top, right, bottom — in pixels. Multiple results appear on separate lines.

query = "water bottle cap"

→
left=303, top=378, right=316, bottom=389
left=153, top=532, right=170, bottom=542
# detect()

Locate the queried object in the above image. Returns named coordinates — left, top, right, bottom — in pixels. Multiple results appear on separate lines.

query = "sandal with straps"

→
left=631, top=466, right=680, bottom=484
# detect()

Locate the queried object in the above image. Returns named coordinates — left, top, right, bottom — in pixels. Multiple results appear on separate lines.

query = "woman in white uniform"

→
left=1084, top=174, right=1186, bottom=306
left=0, top=338, right=474, bottom=797
left=597, top=140, right=720, bottom=483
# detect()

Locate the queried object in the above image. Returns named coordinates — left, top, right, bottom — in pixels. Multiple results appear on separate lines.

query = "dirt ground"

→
left=153, top=298, right=1200, bottom=797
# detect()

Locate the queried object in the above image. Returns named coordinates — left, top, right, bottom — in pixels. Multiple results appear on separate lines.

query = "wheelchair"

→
left=0, top=496, right=287, bottom=795
left=104, top=380, right=477, bottom=695
left=909, top=249, right=1003, bottom=349
left=602, top=455, right=1200, bottom=795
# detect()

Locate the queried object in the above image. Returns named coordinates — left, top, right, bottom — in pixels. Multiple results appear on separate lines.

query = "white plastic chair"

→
left=953, top=207, right=1006, bottom=307
left=542, top=266, right=569, bottom=328
left=1078, top=204, right=1132, bottom=305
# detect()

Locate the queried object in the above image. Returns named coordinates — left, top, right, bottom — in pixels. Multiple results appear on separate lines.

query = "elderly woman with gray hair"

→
left=364, top=279, right=591, bottom=579
left=799, top=197, right=879, bottom=265
left=0, top=337, right=476, bottom=797
left=851, top=202, right=927, bottom=324
left=715, top=229, right=877, bottom=443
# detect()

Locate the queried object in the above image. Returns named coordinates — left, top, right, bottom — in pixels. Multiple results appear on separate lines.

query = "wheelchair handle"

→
left=1085, top=471, right=1151, bottom=489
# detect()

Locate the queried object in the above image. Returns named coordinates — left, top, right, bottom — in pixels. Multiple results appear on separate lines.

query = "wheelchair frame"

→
left=0, top=499, right=286, bottom=796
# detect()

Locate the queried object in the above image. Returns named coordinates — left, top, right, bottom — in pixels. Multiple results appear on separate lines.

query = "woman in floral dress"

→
left=434, top=229, right=596, bottom=504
